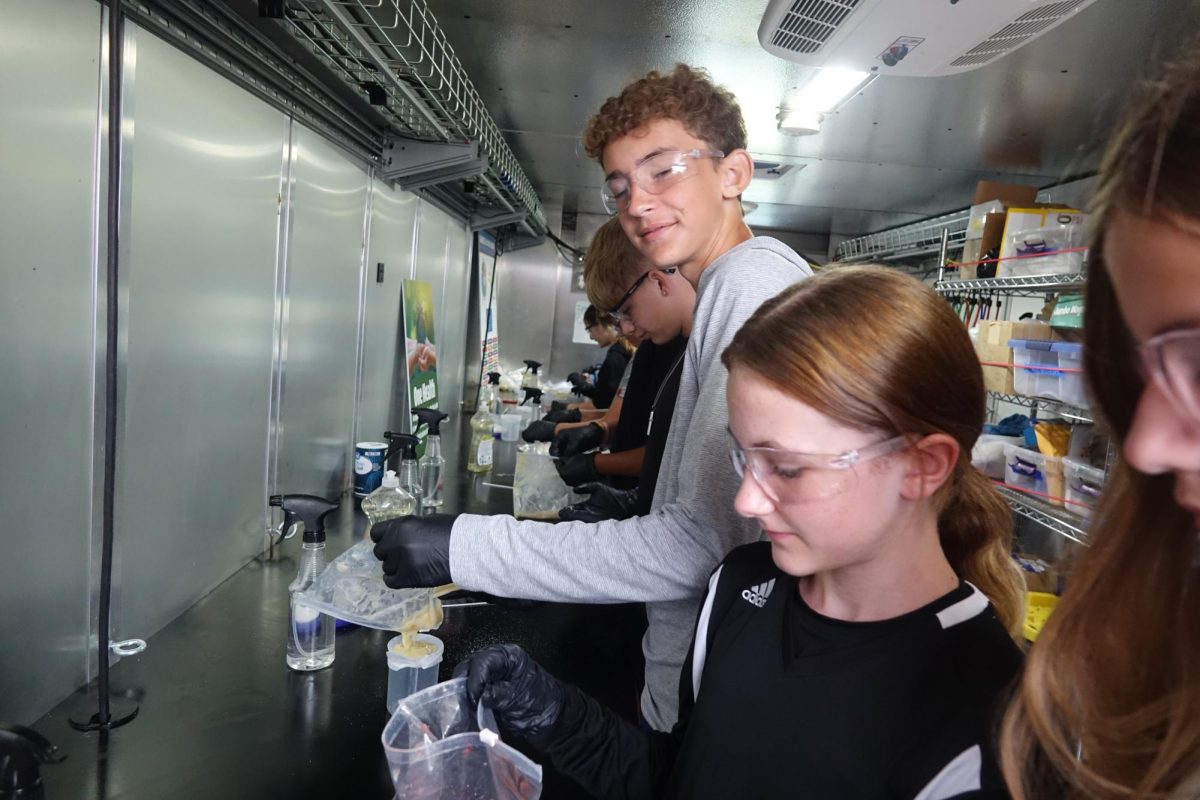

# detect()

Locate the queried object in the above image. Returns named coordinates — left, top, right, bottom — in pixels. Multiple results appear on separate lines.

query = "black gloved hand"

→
left=454, top=644, right=565, bottom=744
left=549, top=400, right=569, bottom=413
left=558, top=482, right=639, bottom=523
left=549, top=422, right=605, bottom=458
left=521, top=419, right=558, bottom=442
left=555, top=452, right=599, bottom=488
left=543, top=408, right=581, bottom=424
left=370, top=513, right=456, bottom=589
left=567, top=372, right=586, bottom=389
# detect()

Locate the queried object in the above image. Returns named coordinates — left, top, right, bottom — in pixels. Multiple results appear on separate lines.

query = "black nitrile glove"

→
left=522, top=419, right=558, bottom=442
left=550, top=422, right=605, bottom=458
left=370, top=513, right=456, bottom=589
left=549, top=400, right=569, bottom=413
left=559, top=482, right=639, bottom=523
left=454, top=644, right=565, bottom=745
left=567, top=372, right=586, bottom=389
left=555, top=452, right=599, bottom=488
left=544, top=408, right=581, bottom=424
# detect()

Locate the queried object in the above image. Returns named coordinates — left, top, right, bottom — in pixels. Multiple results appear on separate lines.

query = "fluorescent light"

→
left=777, top=68, right=873, bottom=135
left=788, top=68, right=872, bottom=113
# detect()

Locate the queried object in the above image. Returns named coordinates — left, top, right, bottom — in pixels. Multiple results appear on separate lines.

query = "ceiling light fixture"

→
left=777, top=68, right=874, bottom=135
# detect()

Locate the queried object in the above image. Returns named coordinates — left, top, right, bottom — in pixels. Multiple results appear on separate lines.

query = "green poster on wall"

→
left=403, top=279, right=439, bottom=418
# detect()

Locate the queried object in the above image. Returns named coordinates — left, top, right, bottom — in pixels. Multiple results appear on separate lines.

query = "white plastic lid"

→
left=387, top=633, right=444, bottom=670
left=381, top=469, right=399, bottom=488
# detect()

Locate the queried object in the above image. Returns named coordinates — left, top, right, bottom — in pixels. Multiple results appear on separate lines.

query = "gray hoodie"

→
left=449, top=236, right=812, bottom=729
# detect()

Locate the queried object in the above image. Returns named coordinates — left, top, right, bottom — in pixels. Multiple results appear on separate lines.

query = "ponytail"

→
left=938, top=464, right=1025, bottom=637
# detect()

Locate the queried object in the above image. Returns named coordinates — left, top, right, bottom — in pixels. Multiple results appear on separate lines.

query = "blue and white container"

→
left=354, top=441, right=388, bottom=496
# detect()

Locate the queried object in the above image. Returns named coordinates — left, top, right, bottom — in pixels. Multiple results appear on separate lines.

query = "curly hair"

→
left=582, top=64, right=747, bottom=163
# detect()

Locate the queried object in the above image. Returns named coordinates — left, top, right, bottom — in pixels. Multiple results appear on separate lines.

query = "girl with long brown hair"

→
left=1000, top=45, right=1200, bottom=800
left=451, top=267, right=1025, bottom=798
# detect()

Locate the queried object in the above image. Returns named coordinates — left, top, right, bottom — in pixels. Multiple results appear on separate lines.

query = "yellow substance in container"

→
left=1024, top=591, right=1059, bottom=642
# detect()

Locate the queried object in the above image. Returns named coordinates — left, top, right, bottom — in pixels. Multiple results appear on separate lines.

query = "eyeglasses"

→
left=601, top=149, right=725, bottom=214
left=609, top=267, right=678, bottom=321
left=728, top=430, right=911, bottom=503
left=1140, top=328, right=1200, bottom=422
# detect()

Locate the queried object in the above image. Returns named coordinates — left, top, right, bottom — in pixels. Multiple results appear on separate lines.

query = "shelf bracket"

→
left=381, top=139, right=488, bottom=191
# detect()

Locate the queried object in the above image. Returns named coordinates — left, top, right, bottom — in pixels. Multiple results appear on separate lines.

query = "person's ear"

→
left=720, top=149, right=754, bottom=199
left=648, top=270, right=671, bottom=296
left=899, top=433, right=960, bottom=500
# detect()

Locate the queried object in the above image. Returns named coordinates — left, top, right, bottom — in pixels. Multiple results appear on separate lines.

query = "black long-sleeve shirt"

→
left=574, top=343, right=631, bottom=409
left=533, top=542, right=1023, bottom=799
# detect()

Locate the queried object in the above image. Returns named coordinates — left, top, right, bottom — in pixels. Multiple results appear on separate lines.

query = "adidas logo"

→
left=741, top=579, right=776, bottom=608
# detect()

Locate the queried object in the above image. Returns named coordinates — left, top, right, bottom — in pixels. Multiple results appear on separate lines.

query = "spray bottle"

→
left=521, top=359, right=542, bottom=390
left=481, top=371, right=502, bottom=415
left=270, top=493, right=339, bottom=671
left=361, top=469, right=416, bottom=537
left=386, top=432, right=423, bottom=507
left=521, top=386, right=544, bottom=427
left=413, top=408, right=449, bottom=508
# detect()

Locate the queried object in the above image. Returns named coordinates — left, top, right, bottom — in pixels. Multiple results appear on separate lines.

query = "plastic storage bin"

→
left=1024, top=591, right=1060, bottom=642
left=971, top=434, right=1024, bottom=479
left=1064, top=457, right=1105, bottom=516
left=386, top=633, right=444, bottom=714
left=999, top=214, right=1087, bottom=278
left=1003, top=444, right=1065, bottom=506
left=1009, top=339, right=1088, bottom=407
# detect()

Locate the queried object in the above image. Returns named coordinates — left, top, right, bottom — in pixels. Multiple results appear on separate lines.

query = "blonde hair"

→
left=583, top=218, right=647, bottom=312
left=721, top=266, right=1024, bottom=634
left=582, top=63, right=746, bottom=163
left=1000, top=43, right=1200, bottom=800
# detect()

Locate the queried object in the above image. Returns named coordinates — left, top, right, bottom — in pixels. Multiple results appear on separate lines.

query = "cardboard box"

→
left=973, top=180, right=1038, bottom=207
left=975, top=319, right=1055, bottom=394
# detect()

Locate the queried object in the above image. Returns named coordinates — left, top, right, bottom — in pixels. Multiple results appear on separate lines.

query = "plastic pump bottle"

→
left=361, top=470, right=416, bottom=535
left=521, top=359, right=542, bottom=390
left=413, top=408, right=449, bottom=508
left=270, top=493, right=339, bottom=671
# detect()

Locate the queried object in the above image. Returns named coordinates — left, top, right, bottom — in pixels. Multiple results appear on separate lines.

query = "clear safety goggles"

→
left=608, top=267, right=678, bottom=322
left=728, top=429, right=911, bottom=503
left=1140, top=328, right=1200, bottom=423
left=601, top=149, right=724, bottom=214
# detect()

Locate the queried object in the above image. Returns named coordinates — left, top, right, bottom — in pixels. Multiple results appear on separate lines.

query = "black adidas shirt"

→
left=539, top=542, right=1023, bottom=799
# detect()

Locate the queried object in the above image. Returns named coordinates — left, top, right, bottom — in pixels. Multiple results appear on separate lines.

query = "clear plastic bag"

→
left=296, top=539, right=442, bottom=632
left=383, top=677, right=543, bottom=800
left=513, top=443, right=572, bottom=520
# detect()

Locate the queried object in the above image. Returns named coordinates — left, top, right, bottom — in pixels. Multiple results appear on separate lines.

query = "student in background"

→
left=568, top=306, right=634, bottom=410
left=559, top=217, right=694, bottom=522
left=458, top=268, right=1024, bottom=799
left=1001, top=45, right=1200, bottom=800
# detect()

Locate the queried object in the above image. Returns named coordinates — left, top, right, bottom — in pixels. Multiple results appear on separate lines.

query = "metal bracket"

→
left=381, top=139, right=487, bottom=190
left=470, top=208, right=528, bottom=232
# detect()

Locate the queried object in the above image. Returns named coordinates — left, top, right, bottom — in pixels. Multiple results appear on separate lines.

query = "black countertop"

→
left=33, top=422, right=645, bottom=799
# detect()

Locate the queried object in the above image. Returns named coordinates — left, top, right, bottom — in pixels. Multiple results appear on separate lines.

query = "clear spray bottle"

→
left=413, top=408, right=449, bottom=509
left=270, top=493, right=339, bottom=671
left=386, top=432, right=423, bottom=508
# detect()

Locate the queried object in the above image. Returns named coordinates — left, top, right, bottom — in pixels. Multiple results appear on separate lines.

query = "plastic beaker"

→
left=386, top=633, right=444, bottom=714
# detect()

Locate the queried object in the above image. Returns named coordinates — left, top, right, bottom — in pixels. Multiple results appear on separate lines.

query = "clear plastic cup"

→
left=386, top=633, right=444, bottom=714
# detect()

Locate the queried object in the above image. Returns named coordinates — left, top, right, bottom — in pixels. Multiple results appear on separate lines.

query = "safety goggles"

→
left=728, top=430, right=911, bottom=503
left=608, top=267, right=678, bottom=322
left=601, top=149, right=724, bottom=214
left=1140, top=328, right=1200, bottom=423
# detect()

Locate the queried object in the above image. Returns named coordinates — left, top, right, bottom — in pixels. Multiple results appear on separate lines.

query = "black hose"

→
left=471, top=235, right=500, bottom=412
left=98, top=0, right=123, bottom=726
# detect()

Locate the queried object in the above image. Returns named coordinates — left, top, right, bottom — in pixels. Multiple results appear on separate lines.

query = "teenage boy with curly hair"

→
left=372, top=64, right=812, bottom=730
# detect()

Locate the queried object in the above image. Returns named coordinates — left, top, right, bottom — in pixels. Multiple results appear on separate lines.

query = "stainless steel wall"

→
left=357, top=180, right=418, bottom=444
left=274, top=126, right=370, bottom=499
left=1, top=6, right=474, bottom=724
left=113, top=28, right=288, bottom=644
left=0, top=0, right=103, bottom=725
left=549, top=213, right=612, bottom=382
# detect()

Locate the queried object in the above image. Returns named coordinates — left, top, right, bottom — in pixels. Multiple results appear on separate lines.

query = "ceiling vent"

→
left=758, top=0, right=1099, bottom=76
